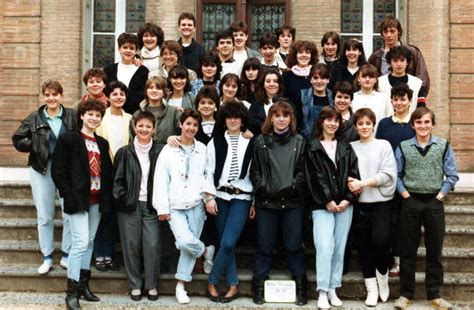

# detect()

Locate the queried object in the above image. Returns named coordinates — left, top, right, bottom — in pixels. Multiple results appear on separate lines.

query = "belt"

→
left=217, top=186, right=252, bottom=195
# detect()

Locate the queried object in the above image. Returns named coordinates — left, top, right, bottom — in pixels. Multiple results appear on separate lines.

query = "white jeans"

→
left=168, top=204, right=206, bottom=282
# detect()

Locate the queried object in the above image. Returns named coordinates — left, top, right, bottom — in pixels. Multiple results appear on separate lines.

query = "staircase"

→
left=0, top=168, right=473, bottom=308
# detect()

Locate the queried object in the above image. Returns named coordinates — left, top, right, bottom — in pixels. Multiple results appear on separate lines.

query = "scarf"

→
left=291, top=65, right=312, bottom=77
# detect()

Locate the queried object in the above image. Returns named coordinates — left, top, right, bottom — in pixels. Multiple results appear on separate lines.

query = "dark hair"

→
left=275, top=25, right=296, bottom=41
left=259, top=32, right=278, bottom=49
left=286, top=40, right=318, bottom=68
left=196, top=52, right=222, bottom=82
left=195, top=86, right=220, bottom=111
left=314, top=106, right=343, bottom=140
left=410, top=107, right=436, bottom=126
left=255, top=67, right=284, bottom=104
left=333, top=81, right=354, bottom=101
left=261, top=101, right=297, bottom=135
left=105, top=81, right=128, bottom=98
left=77, top=99, right=106, bottom=128
left=353, top=108, right=376, bottom=127
left=391, top=83, right=413, bottom=101
left=117, top=32, right=139, bottom=49
left=215, top=29, right=234, bottom=46
left=41, top=80, right=63, bottom=95
left=353, top=64, right=379, bottom=91
left=230, top=21, right=249, bottom=35
left=179, top=108, right=201, bottom=124
left=161, top=40, right=183, bottom=62
left=219, top=73, right=241, bottom=100
left=82, top=68, right=107, bottom=86
left=138, top=23, right=165, bottom=50
left=386, top=45, right=412, bottom=65
left=178, top=12, right=196, bottom=26
left=341, top=38, right=366, bottom=67
left=321, top=31, right=341, bottom=57
left=144, top=76, right=167, bottom=101
left=167, top=65, right=191, bottom=92
left=240, top=57, right=263, bottom=100
left=310, top=63, right=330, bottom=80
left=380, top=16, right=403, bottom=40
left=214, top=100, right=250, bottom=135
left=134, top=111, right=156, bottom=128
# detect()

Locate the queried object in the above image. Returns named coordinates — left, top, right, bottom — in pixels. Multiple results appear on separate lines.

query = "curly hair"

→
left=285, top=40, right=318, bottom=68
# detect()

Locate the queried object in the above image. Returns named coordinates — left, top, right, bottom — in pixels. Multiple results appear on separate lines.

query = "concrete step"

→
left=0, top=292, right=472, bottom=309
left=0, top=198, right=63, bottom=219
left=0, top=218, right=63, bottom=241
left=0, top=264, right=472, bottom=301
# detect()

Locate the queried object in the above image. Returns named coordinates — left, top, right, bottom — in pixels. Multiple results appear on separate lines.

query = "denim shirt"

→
left=300, top=87, right=334, bottom=140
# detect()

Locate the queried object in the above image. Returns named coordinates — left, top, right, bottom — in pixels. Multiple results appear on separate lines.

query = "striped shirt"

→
left=228, top=134, right=240, bottom=182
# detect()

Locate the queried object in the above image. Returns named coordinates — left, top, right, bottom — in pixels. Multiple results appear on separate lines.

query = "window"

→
left=341, top=0, right=398, bottom=55
left=83, top=0, right=146, bottom=69
left=197, top=0, right=290, bottom=51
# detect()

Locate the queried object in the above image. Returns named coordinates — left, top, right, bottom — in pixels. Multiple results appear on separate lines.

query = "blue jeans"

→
left=29, top=161, right=71, bottom=258
left=312, top=206, right=353, bottom=291
left=208, top=198, right=251, bottom=286
left=67, top=204, right=101, bottom=281
left=168, top=205, right=206, bottom=282
left=254, top=207, right=306, bottom=279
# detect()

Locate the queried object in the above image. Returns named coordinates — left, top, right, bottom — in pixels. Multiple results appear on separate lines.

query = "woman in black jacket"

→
left=250, top=101, right=308, bottom=306
left=305, top=106, right=359, bottom=309
left=113, top=111, right=164, bottom=301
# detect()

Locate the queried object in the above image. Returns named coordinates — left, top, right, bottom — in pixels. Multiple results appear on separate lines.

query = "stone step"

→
left=0, top=264, right=472, bottom=301
left=0, top=198, right=63, bottom=219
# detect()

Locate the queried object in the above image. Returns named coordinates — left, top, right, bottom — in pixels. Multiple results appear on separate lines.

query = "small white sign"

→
left=264, top=280, right=296, bottom=303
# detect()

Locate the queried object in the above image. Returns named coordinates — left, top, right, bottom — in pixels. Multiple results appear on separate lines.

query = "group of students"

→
left=11, top=11, right=459, bottom=310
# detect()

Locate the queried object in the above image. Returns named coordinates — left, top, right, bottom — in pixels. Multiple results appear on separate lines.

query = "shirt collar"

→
left=408, top=135, right=438, bottom=147
left=392, top=113, right=411, bottom=123
left=43, top=105, right=63, bottom=120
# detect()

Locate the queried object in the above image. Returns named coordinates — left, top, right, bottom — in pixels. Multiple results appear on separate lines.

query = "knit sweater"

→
left=376, top=117, right=415, bottom=151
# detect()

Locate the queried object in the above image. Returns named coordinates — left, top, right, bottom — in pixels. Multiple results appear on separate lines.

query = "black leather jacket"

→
left=112, top=141, right=164, bottom=213
left=250, top=131, right=306, bottom=209
left=305, top=139, right=359, bottom=210
left=12, top=105, right=77, bottom=174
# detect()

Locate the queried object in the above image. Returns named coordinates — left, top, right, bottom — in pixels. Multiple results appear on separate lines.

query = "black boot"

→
left=66, top=278, right=81, bottom=310
left=79, top=269, right=100, bottom=302
left=293, top=275, right=308, bottom=306
left=252, top=277, right=267, bottom=305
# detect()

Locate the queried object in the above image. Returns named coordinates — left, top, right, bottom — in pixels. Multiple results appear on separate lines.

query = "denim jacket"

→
left=300, top=87, right=334, bottom=140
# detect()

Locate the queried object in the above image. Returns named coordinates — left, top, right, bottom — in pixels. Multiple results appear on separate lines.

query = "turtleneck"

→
left=134, top=137, right=152, bottom=201
left=272, top=128, right=291, bottom=144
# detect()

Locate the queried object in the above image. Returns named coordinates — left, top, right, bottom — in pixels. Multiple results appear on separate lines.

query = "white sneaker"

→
left=175, top=284, right=190, bottom=304
left=38, top=259, right=53, bottom=275
left=60, top=257, right=68, bottom=269
left=203, top=245, right=215, bottom=274
left=328, top=288, right=343, bottom=306
left=317, top=291, right=331, bottom=309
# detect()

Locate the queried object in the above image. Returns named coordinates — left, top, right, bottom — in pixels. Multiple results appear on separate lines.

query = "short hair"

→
left=82, top=68, right=107, bottom=86
left=275, top=25, right=296, bottom=40
left=310, top=63, right=330, bottom=80
left=161, top=40, right=183, bottom=61
left=105, top=80, right=128, bottom=98
left=41, top=80, right=63, bottom=95
left=137, top=22, right=165, bottom=50
left=167, top=65, right=191, bottom=92
left=321, top=31, right=341, bottom=57
left=380, top=16, right=403, bottom=40
left=219, top=73, right=241, bottom=99
left=255, top=67, right=284, bottom=103
left=196, top=52, right=222, bottom=82
left=354, top=64, right=379, bottom=91
left=230, top=21, right=249, bottom=35
left=391, top=83, right=413, bottom=101
left=261, top=101, right=297, bottom=135
left=215, top=29, right=235, bottom=46
left=286, top=40, right=318, bottom=68
left=117, top=32, right=139, bottom=49
left=77, top=99, right=106, bottom=125
left=333, top=81, right=354, bottom=101
left=341, top=38, right=366, bottom=67
left=178, top=12, right=196, bottom=26
left=314, top=106, right=343, bottom=140
left=215, top=100, right=250, bottom=134
left=134, top=111, right=156, bottom=128
left=259, top=32, right=278, bottom=49
left=353, top=108, right=376, bottom=127
left=386, top=45, right=412, bottom=65
left=195, top=86, right=220, bottom=111
left=410, top=107, right=436, bottom=126
left=180, top=108, right=201, bottom=124
left=145, top=76, right=167, bottom=100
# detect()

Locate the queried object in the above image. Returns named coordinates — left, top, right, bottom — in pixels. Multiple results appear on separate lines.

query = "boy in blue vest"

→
left=394, top=107, right=459, bottom=309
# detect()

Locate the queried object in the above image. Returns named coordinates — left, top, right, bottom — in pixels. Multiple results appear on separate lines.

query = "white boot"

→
left=364, top=277, right=379, bottom=307
left=328, top=288, right=343, bottom=306
left=317, top=290, right=330, bottom=309
left=376, top=268, right=390, bottom=302
left=389, top=256, right=400, bottom=277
